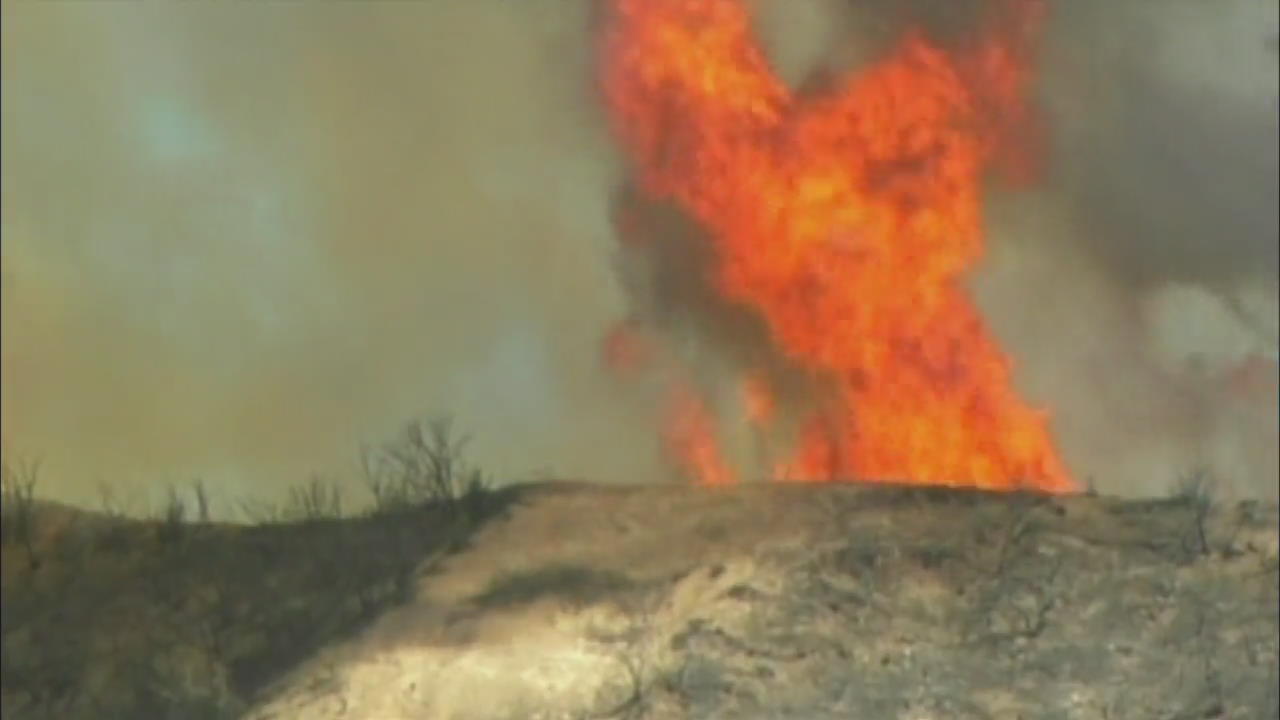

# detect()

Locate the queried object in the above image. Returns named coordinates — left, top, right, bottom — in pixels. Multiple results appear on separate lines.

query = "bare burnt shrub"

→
left=2, top=456, right=43, bottom=570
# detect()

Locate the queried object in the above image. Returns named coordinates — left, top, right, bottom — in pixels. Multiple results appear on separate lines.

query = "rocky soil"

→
left=4, top=481, right=1278, bottom=719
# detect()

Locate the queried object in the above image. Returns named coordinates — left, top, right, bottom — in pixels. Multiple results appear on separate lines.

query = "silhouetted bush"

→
left=1, top=457, right=42, bottom=569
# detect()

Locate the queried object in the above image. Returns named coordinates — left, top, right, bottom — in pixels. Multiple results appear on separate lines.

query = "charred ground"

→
left=3, top=474, right=1277, bottom=719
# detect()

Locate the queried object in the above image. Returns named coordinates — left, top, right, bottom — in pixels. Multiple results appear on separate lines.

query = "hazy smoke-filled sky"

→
left=2, top=1, right=652, bottom=509
left=3, top=0, right=1277, bottom=512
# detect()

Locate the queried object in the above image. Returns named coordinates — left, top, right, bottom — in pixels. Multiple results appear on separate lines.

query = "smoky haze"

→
left=1, top=1, right=664, bottom=511
left=981, top=0, right=1279, bottom=499
left=2, top=0, right=1276, bottom=511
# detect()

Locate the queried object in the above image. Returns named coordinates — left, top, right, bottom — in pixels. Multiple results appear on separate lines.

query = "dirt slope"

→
left=241, top=482, right=1279, bottom=720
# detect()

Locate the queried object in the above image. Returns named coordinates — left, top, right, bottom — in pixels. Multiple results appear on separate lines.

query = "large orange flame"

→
left=600, top=0, right=1075, bottom=493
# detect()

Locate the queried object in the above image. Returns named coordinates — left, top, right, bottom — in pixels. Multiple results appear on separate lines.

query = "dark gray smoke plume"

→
left=979, top=0, right=1278, bottom=499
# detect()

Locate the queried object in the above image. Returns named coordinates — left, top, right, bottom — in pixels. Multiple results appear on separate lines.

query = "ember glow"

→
left=599, top=0, right=1076, bottom=493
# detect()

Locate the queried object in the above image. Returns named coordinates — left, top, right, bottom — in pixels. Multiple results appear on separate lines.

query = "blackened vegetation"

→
left=469, top=564, right=640, bottom=612
left=590, top=483, right=1279, bottom=720
left=0, top=417, right=519, bottom=720
left=4, top=453, right=1278, bottom=719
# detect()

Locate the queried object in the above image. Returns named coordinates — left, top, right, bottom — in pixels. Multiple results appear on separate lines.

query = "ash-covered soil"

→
left=4, top=482, right=1278, bottom=720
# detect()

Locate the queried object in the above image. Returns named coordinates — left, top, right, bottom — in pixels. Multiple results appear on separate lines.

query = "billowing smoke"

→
left=3, top=0, right=1276, bottom=510
left=977, top=0, right=1278, bottom=499
left=1, top=2, right=662, bottom=511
